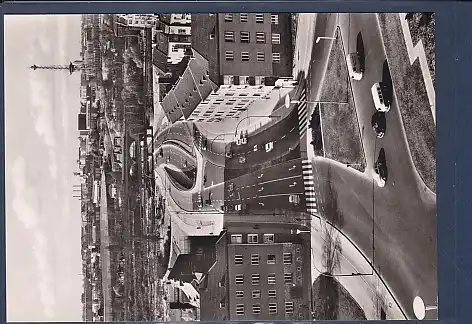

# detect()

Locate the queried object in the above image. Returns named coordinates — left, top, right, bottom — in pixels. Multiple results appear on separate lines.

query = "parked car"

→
left=346, top=52, right=363, bottom=80
left=265, top=141, right=274, bottom=152
left=373, top=148, right=388, bottom=187
left=228, top=183, right=234, bottom=192
left=371, top=111, right=386, bottom=138
left=371, top=82, right=390, bottom=112
left=289, top=194, right=300, bottom=205
left=238, top=156, right=246, bottom=164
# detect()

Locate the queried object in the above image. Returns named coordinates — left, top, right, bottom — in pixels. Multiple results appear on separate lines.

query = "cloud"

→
left=10, top=157, right=56, bottom=319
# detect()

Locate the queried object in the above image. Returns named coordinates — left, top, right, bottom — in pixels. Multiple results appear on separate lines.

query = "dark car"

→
left=373, top=148, right=388, bottom=187
left=371, top=111, right=386, bottom=138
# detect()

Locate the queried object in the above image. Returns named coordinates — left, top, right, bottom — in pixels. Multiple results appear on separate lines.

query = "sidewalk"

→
left=398, top=13, right=435, bottom=125
left=293, top=13, right=317, bottom=77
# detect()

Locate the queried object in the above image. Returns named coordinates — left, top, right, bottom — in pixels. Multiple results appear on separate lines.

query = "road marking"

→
left=258, top=174, right=301, bottom=186
left=258, top=193, right=304, bottom=198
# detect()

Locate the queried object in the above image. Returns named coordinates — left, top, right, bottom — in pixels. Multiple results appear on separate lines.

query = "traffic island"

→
left=312, top=275, right=367, bottom=321
left=314, top=29, right=366, bottom=172
left=377, top=13, right=436, bottom=193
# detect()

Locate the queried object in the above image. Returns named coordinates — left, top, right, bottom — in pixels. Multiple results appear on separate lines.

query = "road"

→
left=304, top=13, right=437, bottom=320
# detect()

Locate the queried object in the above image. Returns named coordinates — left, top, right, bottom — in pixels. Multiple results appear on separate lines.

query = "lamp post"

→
left=315, top=36, right=337, bottom=43
left=234, top=115, right=281, bottom=137
left=284, top=93, right=348, bottom=109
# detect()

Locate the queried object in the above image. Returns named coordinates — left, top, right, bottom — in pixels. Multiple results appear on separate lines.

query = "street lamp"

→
left=284, top=93, right=347, bottom=109
left=316, top=36, right=337, bottom=43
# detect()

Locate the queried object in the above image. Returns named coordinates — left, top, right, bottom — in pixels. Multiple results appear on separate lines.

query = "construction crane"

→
left=30, top=61, right=82, bottom=75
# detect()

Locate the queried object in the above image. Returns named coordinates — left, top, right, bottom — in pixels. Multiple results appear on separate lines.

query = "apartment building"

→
left=159, top=14, right=193, bottom=64
left=117, top=14, right=159, bottom=28
left=200, top=227, right=311, bottom=321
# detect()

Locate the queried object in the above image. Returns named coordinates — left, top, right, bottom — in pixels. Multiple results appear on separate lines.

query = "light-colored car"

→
left=238, top=156, right=246, bottom=163
left=289, top=194, right=300, bottom=205
left=275, top=78, right=298, bottom=88
left=346, top=53, right=363, bottom=81
left=265, top=141, right=274, bottom=152
left=371, top=83, right=390, bottom=112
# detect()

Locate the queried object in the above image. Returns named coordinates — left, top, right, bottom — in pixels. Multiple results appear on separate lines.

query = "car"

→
left=275, top=78, right=298, bottom=88
left=238, top=156, right=246, bottom=164
left=228, top=183, right=234, bottom=192
left=346, top=52, right=363, bottom=80
left=235, top=204, right=242, bottom=211
left=373, top=148, right=388, bottom=187
left=371, top=82, right=390, bottom=112
left=265, top=141, right=274, bottom=152
left=289, top=194, right=300, bottom=205
left=371, top=111, right=386, bottom=138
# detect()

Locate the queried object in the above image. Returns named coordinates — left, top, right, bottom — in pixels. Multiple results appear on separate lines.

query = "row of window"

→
left=224, top=31, right=281, bottom=44
left=236, top=302, right=293, bottom=316
left=224, top=13, right=279, bottom=25
left=225, top=51, right=280, bottom=63
left=235, top=253, right=296, bottom=265
left=231, top=233, right=274, bottom=244
left=235, top=273, right=293, bottom=285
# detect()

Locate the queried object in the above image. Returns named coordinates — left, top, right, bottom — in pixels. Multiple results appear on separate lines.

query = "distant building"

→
left=200, top=225, right=311, bottom=321
left=117, top=14, right=159, bottom=28
left=158, top=14, right=192, bottom=64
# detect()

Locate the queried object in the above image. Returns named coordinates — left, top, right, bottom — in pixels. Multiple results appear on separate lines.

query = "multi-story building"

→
left=192, top=13, right=293, bottom=87
left=200, top=223, right=311, bottom=321
left=117, top=14, right=159, bottom=28
left=158, top=13, right=192, bottom=64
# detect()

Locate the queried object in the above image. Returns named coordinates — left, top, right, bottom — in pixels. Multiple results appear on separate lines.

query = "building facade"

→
left=200, top=224, right=311, bottom=321
left=158, top=13, right=193, bottom=64
left=117, top=14, right=159, bottom=28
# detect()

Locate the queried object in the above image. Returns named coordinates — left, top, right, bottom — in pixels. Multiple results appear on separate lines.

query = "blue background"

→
left=1, top=1, right=470, bottom=323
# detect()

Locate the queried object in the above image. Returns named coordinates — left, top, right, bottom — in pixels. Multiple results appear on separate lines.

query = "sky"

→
left=4, top=15, right=83, bottom=321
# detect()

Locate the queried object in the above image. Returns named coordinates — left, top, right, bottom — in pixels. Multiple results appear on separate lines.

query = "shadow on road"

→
left=382, top=60, right=393, bottom=106
left=356, top=32, right=365, bottom=72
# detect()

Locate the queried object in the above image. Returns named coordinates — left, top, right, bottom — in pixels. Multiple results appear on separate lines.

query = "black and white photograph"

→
left=5, top=12, right=436, bottom=321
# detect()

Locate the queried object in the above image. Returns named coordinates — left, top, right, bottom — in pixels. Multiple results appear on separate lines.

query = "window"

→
left=225, top=51, right=234, bottom=61
left=196, top=247, right=203, bottom=256
left=269, top=303, right=277, bottom=314
left=235, top=274, right=244, bottom=285
left=271, top=14, right=279, bottom=24
left=236, top=304, right=245, bottom=316
left=267, top=254, right=276, bottom=264
left=283, top=253, right=293, bottom=264
left=236, top=291, right=244, bottom=299
left=234, top=254, right=243, bottom=265
left=268, top=273, right=276, bottom=284
left=252, top=290, right=261, bottom=299
left=272, top=33, right=281, bottom=44
left=251, top=274, right=260, bottom=285
left=257, top=52, right=265, bottom=62
left=224, top=14, right=233, bottom=22
left=240, top=13, right=248, bottom=23
left=255, top=14, right=264, bottom=23
left=223, top=75, right=235, bottom=85
left=272, top=52, right=281, bottom=63
left=268, top=289, right=277, bottom=298
left=251, top=254, right=260, bottom=265
left=178, top=28, right=186, bottom=34
left=255, top=76, right=265, bottom=85
left=284, top=273, right=293, bottom=284
left=240, top=31, right=250, bottom=43
left=285, top=301, right=294, bottom=314
left=256, top=32, right=266, bottom=43
left=225, top=31, right=235, bottom=42
left=239, top=76, right=250, bottom=84
left=253, top=304, right=261, bottom=314
left=241, top=52, right=249, bottom=62
left=248, top=234, right=258, bottom=243
left=263, top=234, right=275, bottom=243
left=231, top=234, right=242, bottom=243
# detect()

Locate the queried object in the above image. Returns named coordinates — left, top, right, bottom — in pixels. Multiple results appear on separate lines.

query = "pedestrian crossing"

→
left=297, top=86, right=309, bottom=137
left=302, top=159, right=317, bottom=214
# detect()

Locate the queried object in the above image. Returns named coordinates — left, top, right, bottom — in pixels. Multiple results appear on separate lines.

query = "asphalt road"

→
left=224, top=106, right=301, bottom=174
left=305, top=13, right=437, bottom=319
